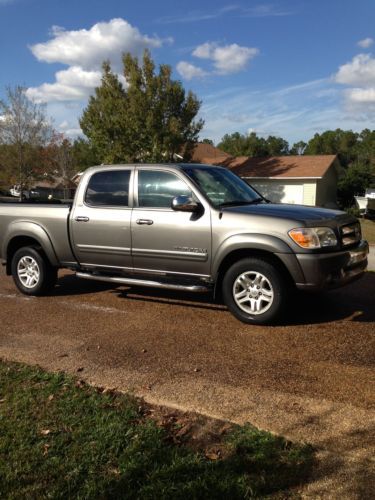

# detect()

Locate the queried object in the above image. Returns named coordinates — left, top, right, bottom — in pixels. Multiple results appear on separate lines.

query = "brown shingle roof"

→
left=189, top=143, right=231, bottom=164
left=227, top=155, right=337, bottom=179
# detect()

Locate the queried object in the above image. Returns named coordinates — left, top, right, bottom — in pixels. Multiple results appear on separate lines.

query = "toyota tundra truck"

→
left=0, top=164, right=369, bottom=324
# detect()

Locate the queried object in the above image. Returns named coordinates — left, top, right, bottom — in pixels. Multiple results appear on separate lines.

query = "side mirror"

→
left=171, top=195, right=200, bottom=212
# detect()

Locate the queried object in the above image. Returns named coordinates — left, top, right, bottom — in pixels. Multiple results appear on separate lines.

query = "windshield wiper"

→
left=220, top=197, right=264, bottom=207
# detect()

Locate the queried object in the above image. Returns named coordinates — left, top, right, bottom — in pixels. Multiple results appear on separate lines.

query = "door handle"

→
left=75, top=216, right=90, bottom=222
left=136, top=219, right=154, bottom=225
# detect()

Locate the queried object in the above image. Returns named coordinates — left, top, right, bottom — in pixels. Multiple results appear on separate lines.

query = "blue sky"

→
left=0, top=0, right=374, bottom=145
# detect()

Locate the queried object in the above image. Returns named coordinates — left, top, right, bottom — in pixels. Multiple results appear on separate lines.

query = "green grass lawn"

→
left=0, top=360, right=314, bottom=499
left=361, top=219, right=375, bottom=244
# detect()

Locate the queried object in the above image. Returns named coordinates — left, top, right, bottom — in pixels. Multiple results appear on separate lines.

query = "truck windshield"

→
left=182, top=166, right=263, bottom=208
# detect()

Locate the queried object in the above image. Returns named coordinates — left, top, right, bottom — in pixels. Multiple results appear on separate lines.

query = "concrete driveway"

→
left=0, top=267, right=374, bottom=498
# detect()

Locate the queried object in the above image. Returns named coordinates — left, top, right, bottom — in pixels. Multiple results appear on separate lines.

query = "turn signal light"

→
left=288, top=229, right=319, bottom=248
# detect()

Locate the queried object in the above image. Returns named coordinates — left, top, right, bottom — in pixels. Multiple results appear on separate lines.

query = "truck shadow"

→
left=53, top=272, right=375, bottom=325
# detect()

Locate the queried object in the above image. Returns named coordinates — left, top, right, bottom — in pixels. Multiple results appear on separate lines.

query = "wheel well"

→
left=6, top=236, right=45, bottom=275
left=214, top=249, right=294, bottom=298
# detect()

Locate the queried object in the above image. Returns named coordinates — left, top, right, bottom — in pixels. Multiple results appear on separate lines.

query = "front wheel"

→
left=11, top=246, right=57, bottom=296
left=222, top=257, right=287, bottom=325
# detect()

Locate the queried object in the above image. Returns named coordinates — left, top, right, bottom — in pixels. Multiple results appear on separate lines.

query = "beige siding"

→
left=315, top=163, right=339, bottom=208
left=303, top=182, right=316, bottom=205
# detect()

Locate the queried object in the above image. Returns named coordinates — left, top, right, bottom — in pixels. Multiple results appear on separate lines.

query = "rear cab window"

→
left=85, top=170, right=131, bottom=207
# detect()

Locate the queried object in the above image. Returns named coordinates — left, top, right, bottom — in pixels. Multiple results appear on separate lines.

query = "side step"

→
left=76, top=272, right=210, bottom=293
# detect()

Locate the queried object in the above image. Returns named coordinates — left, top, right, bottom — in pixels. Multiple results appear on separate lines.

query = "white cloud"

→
left=344, top=88, right=375, bottom=103
left=58, top=120, right=82, bottom=138
left=27, top=18, right=167, bottom=104
left=357, top=37, right=374, bottom=49
left=26, top=66, right=102, bottom=103
left=334, top=53, right=375, bottom=110
left=176, top=61, right=207, bottom=80
left=30, top=18, right=164, bottom=71
left=192, top=42, right=259, bottom=75
left=157, top=4, right=292, bottom=24
left=335, top=53, right=375, bottom=87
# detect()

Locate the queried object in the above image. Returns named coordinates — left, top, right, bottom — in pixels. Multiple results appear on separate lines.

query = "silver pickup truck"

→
left=0, top=163, right=369, bottom=324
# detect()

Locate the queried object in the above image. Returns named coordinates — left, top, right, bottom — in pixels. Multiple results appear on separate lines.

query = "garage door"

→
left=282, top=183, right=304, bottom=204
left=249, top=180, right=304, bottom=204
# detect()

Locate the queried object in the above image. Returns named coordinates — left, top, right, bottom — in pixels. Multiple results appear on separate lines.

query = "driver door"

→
left=131, top=168, right=212, bottom=277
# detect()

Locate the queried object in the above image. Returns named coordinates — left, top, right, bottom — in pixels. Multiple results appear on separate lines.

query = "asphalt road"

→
left=0, top=268, right=374, bottom=498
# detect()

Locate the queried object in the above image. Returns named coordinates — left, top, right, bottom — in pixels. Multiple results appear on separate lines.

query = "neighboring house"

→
left=188, top=143, right=340, bottom=208
left=227, top=155, right=340, bottom=207
left=31, top=177, right=76, bottom=200
left=189, top=142, right=232, bottom=165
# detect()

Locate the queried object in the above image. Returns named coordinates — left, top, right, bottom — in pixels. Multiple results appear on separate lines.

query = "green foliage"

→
left=338, top=161, right=375, bottom=207
left=304, top=129, right=358, bottom=166
left=0, top=360, right=313, bottom=498
left=218, top=132, right=289, bottom=157
left=290, top=141, right=307, bottom=155
left=80, top=51, right=203, bottom=163
left=71, top=137, right=100, bottom=171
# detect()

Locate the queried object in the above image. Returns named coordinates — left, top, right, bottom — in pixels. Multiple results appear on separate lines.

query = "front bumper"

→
left=295, top=240, right=369, bottom=291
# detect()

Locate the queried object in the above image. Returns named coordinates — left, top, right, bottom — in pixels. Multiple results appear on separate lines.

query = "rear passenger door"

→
left=131, top=168, right=212, bottom=277
left=70, top=168, right=133, bottom=270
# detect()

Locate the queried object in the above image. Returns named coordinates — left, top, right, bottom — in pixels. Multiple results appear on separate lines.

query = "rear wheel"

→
left=222, top=257, right=287, bottom=325
left=11, top=246, right=57, bottom=296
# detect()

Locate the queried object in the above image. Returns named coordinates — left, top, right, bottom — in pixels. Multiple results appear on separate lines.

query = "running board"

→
left=76, top=272, right=209, bottom=293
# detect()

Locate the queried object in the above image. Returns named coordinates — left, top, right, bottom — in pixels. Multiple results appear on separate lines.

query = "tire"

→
left=222, top=257, right=287, bottom=325
left=11, top=246, right=58, bottom=296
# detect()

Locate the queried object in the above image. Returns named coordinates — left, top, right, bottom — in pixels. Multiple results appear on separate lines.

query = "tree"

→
left=265, top=135, right=289, bottom=156
left=71, top=138, right=100, bottom=171
left=338, top=161, right=375, bottom=207
left=41, top=134, right=79, bottom=199
left=218, top=132, right=288, bottom=157
left=290, top=141, right=307, bottom=155
left=304, top=129, right=358, bottom=166
left=0, top=86, right=52, bottom=191
left=80, top=51, right=203, bottom=163
left=201, top=138, right=214, bottom=145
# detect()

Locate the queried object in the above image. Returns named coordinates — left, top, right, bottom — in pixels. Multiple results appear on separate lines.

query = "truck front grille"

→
left=340, top=222, right=361, bottom=247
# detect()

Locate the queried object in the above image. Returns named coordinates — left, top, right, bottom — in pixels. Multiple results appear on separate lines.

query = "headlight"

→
left=288, top=227, right=338, bottom=249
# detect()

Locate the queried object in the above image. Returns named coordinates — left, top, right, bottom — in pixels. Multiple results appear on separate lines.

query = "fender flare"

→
left=3, top=221, right=59, bottom=268
left=212, top=233, right=296, bottom=278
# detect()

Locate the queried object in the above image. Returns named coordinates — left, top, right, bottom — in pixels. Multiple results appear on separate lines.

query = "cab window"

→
left=137, top=170, right=192, bottom=208
left=85, top=170, right=131, bottom=207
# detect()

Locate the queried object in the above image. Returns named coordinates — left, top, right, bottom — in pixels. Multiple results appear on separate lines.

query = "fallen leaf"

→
left=47, top=395, right=54, bottom=402
left=40, top=429, right=51, bottom=436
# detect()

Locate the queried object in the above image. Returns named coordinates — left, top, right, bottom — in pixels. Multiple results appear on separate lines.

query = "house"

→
left=188, top=143, right=340, bottom=208
left=31, top=177, right=77, bottom=200
left=227, top=155, right=340, bottom=207
left=188, top=142, right=232, bottom=165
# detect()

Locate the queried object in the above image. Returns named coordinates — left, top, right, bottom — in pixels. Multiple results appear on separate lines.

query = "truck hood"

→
left=221, top=203, right=354, bottom=225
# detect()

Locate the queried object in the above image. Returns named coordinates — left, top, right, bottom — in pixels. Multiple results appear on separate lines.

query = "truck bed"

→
left=0, top=203, right=76, bottom=264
